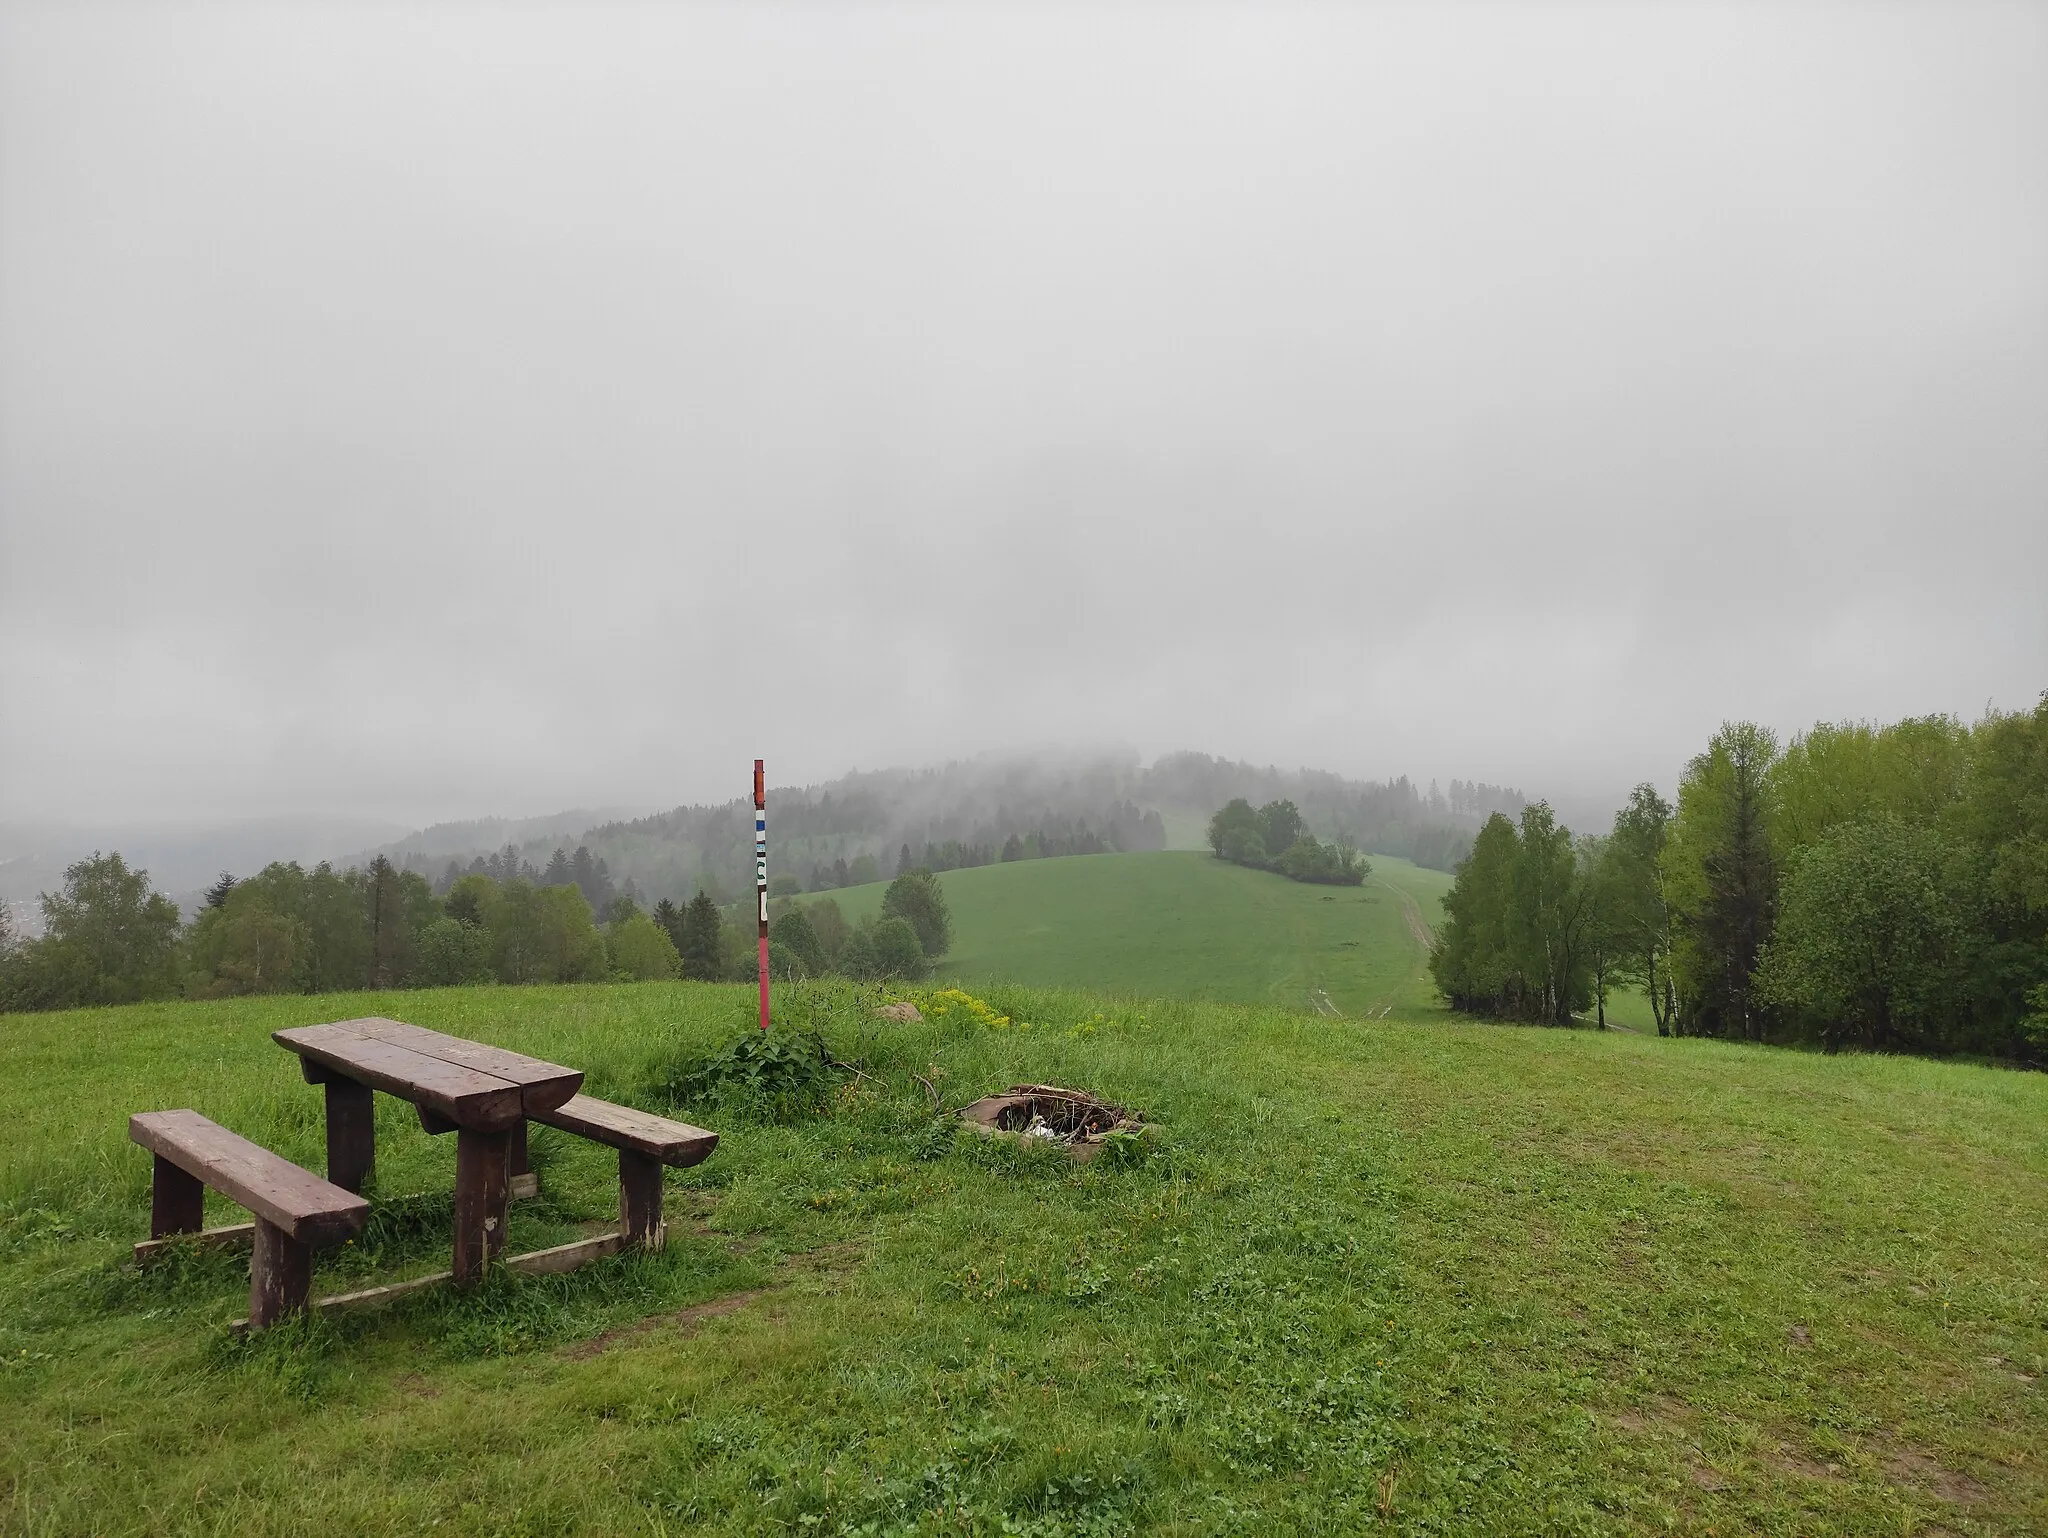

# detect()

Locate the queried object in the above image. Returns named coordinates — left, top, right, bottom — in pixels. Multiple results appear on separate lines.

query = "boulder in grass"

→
left=874, top=1001, right=922, bottom=1023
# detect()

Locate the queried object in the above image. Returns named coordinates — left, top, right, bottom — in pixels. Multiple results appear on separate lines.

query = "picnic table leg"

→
left=249, top=1217, right=312, bottom=1328
left=507, top=1119, right=538, bottom=1200
left=150, top=1155, right=205, bottom=1239
left=619, top=1148, right=666, bottom=1250
left=452, top=1126, right=511, bottom=1288
left=324, top=1077, right=376, bottom=1193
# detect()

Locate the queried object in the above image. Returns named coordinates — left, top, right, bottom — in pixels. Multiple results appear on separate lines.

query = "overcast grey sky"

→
left=2, top=2, right=2043, bottom=830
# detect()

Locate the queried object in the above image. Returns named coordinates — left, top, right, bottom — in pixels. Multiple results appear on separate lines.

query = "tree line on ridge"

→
left=0, top=842, right=953, bottom=1010
left=1429, top=696, right=2047, bottom=1059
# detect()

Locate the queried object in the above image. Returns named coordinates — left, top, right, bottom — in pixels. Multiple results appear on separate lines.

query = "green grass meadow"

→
left=825, top=851, right=1452, bottom=1017
left=2, top=973, right=2043, bottom=1535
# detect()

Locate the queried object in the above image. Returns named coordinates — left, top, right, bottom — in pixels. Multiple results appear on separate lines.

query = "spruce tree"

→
left=1667, top=722, right=1780, bottom=1040
left=364, top=854, right=408, bottom=988
left=569, top=846, right=597, bottom=903
left=652, top=898, right=683, bottom=952
left=677, top=890, right=724, bottom=981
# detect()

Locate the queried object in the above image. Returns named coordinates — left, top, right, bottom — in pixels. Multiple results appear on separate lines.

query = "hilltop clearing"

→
left=818, top=850, right=1452, bottom=1015
left=1, top=980, right=2041, bottom=1533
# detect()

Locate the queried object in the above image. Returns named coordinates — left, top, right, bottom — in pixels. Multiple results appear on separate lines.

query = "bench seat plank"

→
left=272, top=1027, right=526, bottom=1130
left=533, top=1095, right=719, bottom=1167
left=129, top=1111, right=369, bottom=1247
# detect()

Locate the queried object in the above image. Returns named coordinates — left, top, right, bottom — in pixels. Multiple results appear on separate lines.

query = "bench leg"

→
left=507, top=1119, right=538, bottom=1200
left=453, top=1126, right=511, bottom=1288
left=249, top=1218, right=312, bottom=1328
left=150, top=1155, right=205, bottom=1239
left=324, top=1078, right=376, bottom=1193
left=619, top=1148, right=666, bottom=1251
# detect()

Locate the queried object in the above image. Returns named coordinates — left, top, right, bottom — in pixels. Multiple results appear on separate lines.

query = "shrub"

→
left=870, top=916, right=928, bottom=980
left=607, top=912, right=681, bottom=981
left=882, top=868, right=952, bottom=957
left=412, top=917, right=494, bottom=987
left=768, top=910, right=825, bottom=975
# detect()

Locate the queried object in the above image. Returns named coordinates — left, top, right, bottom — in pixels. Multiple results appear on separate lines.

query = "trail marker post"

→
left=754, top=760, right=769, bottom=1031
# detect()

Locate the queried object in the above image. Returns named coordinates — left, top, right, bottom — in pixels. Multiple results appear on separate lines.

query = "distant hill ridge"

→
left=364, top=752, right=1527, bottom=907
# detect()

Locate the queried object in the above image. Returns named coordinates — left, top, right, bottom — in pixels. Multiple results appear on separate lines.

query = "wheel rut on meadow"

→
left=1375, top=877, right=1436, bottom=960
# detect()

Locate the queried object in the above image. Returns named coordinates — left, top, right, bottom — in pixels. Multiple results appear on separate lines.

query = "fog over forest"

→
left=2, top=5, right=2043, bottom=842
left=0, top=747, right=1533, bottom=916
left=368, top=750, right=1535, bottom=911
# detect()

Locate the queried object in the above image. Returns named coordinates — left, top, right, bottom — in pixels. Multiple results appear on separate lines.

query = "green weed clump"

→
left=652, top=1028, right=846, bottom=1123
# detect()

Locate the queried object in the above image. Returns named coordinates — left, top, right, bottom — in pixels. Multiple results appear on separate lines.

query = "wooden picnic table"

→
left=272, top=1017, right=583, bottom=1287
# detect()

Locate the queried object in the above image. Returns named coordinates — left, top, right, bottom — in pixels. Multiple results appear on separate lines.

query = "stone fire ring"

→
left=955, top=1083, right=1143, bottom=1163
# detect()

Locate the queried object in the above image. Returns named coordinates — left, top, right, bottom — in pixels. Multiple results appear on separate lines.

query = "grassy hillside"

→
left=823, top=850, right=1452, bottom=1016
left=2, top=981, right=2043, bottom=1534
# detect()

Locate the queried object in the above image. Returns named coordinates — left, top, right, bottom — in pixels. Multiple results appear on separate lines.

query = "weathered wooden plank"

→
left=417, top=1104, right=458, bottom=1136
left=134, top=1221, right=256, bottom=1265
left=324, top=1077, right=376, bottom=1192
left=281, top=1020, right=366, bottom=1052
left=452, top=1125, right=510, bottom=1288
left=534, top=1095, right=719, bottom=1166
left=303, top=1270, right=453, bottom=1316
left=619, top=1147, right=666, bottom=1249
left=248, top=1217, right=311, bottom=1328
left=504, top=1232, right=627, bottom=1276
left=150, top=1154, right=205, bottom=1239
left=129, top=1111, right=369, bottom=1246
left=272, top=1028, right=523, bottom=1130
left=345, top=1018, right=584, bottom=1112
left=283, top=1231, right=628, bottom=1322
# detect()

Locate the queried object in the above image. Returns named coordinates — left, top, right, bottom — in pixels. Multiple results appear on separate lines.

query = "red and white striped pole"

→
left=754, top=759, right=769, bottom=1031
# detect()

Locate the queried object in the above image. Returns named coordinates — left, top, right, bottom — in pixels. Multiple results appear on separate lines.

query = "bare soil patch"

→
left=563, top=1240, right=867, bottom=1361
left=1883, top=1446, right=1987, bottom=1506
left=564, top=1286, right=775, bottom=1360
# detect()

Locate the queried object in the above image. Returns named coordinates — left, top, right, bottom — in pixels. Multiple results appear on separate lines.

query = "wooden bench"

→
left=531, top=1095, right=718, bottom=1249
left=130, top=1110, right=370, bottom=1328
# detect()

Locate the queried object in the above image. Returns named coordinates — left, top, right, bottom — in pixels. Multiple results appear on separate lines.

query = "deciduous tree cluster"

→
left=1431, top=696, right=2048, bottom=1058
left=0, top=853, right=683, bottom=1008
left=1206, top=799, right=1369, bottom=886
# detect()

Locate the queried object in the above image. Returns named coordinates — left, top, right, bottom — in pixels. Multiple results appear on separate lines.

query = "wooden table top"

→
left=273, top=1017, right=584, bottom=1132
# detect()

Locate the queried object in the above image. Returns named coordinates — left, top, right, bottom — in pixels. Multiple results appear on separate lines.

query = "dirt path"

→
left=1375, top=877, right=1437, bottom=964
